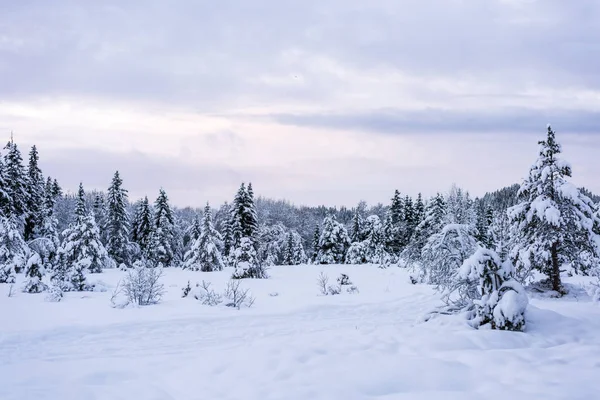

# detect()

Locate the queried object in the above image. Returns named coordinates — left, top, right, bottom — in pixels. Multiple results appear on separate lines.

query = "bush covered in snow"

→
left=231, top=237, right=267, bottom=279
left=460, top=248, right=528, bottom=331
left=112, top=260, right=165, bottom=307
left=0, top=216, right=29, bottom=284
left=22, top=253, right=48, bottom=293
left=224, top=279, right=255, bottom=309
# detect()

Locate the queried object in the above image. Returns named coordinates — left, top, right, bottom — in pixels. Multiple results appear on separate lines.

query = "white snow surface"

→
left=1, top=265, right=599, bottom=400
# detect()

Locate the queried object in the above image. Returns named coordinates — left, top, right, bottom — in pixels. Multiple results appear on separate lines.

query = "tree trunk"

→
left=550, top=241, right=562, bottom=293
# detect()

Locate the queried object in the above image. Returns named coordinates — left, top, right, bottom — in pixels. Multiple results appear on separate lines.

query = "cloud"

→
left=270, top=108, right=600, bottom=135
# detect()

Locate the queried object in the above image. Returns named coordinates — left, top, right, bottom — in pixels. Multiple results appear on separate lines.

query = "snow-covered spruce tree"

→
left=403, top=193, right=446, bottom=264
left=311, top=224, right=320, bottom=263
left=316, top=215, right=350, bottom=264
left=188, top=214, right=202, bottom=246
left=230, top=182, right=259, bottom=248
left=24, top=145, right=45, bottom=241
left=346, top=215, right=390, bottom=265
left=148, top=189, right=176, bottom=267
left=445, top=185, right=476, bottom=226
left=349, top=209, right=364, bottom=243
left=420, top=223, right=478, bottom=289
left=106, top=171, right=131, bottom=266
left=55, top=183, right=112, bottom=291
left=131, top=196, right=154, bottom=254
left=402, top=195, right=417, bottom=245
left=231, top=237, right=266, bottom=279
left=459, top=248, right=528, bottom=331
left=387, top=190, right=404, bottom=255
left=256, top=223, right=287, bottom=266
left=182, top=203, right=224, bottom=272
left=22, top=252, right=47, bottom=293
left=508, top=126, right=600, bottom=294
left=0, top=216, right=28, bottom=283
left=475, top=201, right=493, bottom=248
left=24, top=210, right=60, bottom=292
left=281, top=230, right=306, bottom=265
left=3, top=140, right=29, bottom=226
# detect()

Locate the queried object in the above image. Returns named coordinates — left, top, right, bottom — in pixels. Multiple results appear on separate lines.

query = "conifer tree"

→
left=0, top=216, right=28, bottom=283
left=131, top=196, right=154, bottom=254
left=508, top=126, right=600, bottom=293
left=149, top=188, right=176, bottom=267
left=404, top=193, right=446, bottom=264
left=231, top=237, right=265, bottom=279
left=43, top=177, right=57, bottom=215
left=3, top=140, right=29, bottom=225
left=182, top=203, right=224, bottom=272
left=282, top=231, right=295, bottom=265
left=0, top=157, right=10, bottom=216
left=415, top=193, right=425, bottom=227
left=311, top=224, right=320, bottom=263
left=316, top=215, right=350, bottom=264
left=56, top=184, right=112, bottom=287
left=24, top=145, right=45, bottom=240
left=390, top=190, right=403, bottom=225
left=106, top=171, right=131, bottom=265
left=350, top=209, right=364, bottom=243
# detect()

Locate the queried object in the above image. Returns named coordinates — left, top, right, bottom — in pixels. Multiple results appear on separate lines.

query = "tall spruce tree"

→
left=350, top=208, right=364, bottom=243
left=131, top=196, right=154, bottom=254
left=0, top=216, right=29, bottom=283
left=316, top=215, right=350, bottom=264
left=106, top=171, right=130, bottom=265
left=3, top=140, right=29, bottom=225
left=149, top=188, right=176, bottom=267
left=508, top=126, right=600, bottom=293
left=24, top=145, right=45, bottom=240
left=311, top=224, right=320, bottom=263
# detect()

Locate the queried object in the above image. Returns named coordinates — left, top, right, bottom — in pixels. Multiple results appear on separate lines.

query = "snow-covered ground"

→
left=1, top=265, right=599, bottom=400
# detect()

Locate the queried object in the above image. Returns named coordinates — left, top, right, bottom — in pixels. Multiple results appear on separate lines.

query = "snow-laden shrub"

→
left=224, top=280, right=254, bottom=309
left=192, top=280, right=223, bottom=306
left=346, top=242, right=368, bottom=264
left=421, top=223, right=478, bottom=290
left=22, top=253, right=48, bottom=293
left=45, top=284, right=64, bottom=302
left=231, top=237, right=267, bottom=279
left=317, top=271, right=329, bottom=295
left=337, top=273, right=352, bottom=286
left=114, top=260, right=165, bottom=307
left=0, top=216, right=28, bottom=283
left=460, top=248, right=528, bottom=331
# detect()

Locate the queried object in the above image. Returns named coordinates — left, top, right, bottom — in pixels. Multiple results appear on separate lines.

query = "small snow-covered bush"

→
left=22, top=253, right=48, bottom=294
left=224, top=279, right=254, bottom=309
left=231, top=238, right=267, bottom=279
left=181, top=281, right=192, bottom=298
left=317, top=272, right=329, bottom=295
left=193, top=280, right=223, bottom=306
left=460, top=248, right=528, bottom=331
left=346, top=285, right=360, bottom=294
left=45, top=284, right=64, bottom=302
left=117, top=260, right=165, bottom=306
left=327, top=285, right=341, bottom=295
left=337, top=273, right=352, bottom=286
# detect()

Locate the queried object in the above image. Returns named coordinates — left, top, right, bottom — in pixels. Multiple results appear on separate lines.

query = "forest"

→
left=1, top=125, right=600, bottom=332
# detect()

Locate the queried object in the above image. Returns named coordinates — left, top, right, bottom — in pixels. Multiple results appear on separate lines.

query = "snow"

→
left=1, top=265, right=600, bottom=399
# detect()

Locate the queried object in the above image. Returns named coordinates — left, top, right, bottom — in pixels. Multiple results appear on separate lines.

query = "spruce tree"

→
left=24, top=145, right=45, bottom=240
left=131, top=196, right=154, bottom=254
left=231, top=237, right=265, bottom=279
left=350, top=209, right=364, bottom=243
left=0, top=157, right=10, bottom=216
left=316, top=215, right=350, bottom=264
left=182, top=203, right=224, bottom=272
left=311, top=224, right=320, bottom=263
left=508, top=126, right=600, bottom=293
left=56, top=184, right=112, bottom=285
left=390, top=190, right=403, bottom=225
left=3, top=140, right=29, bottom=225
left=0, top=216, right=28, bottom=283
left=282, top=231, right=294, bottom=265
left=149, top=188, right=176, bottom=267
left=404, top=193, right=446, bottom=264
left=106, top=171, right=131, bottom=265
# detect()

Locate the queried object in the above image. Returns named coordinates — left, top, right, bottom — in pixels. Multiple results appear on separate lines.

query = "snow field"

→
left=1, top=265, right=599, bottom=400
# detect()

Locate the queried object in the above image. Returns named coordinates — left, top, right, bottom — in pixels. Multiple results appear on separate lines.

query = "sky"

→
left=1, top=0, right=599, bottom=208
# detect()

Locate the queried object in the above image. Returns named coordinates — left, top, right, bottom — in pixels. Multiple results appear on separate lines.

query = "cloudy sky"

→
left=1, top=0, right=599, bottom=208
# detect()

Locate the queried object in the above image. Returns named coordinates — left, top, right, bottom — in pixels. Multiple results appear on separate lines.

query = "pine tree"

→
left=402, top=195, right=416, bottom=242
left=43, top=177, right=57, bottom=216
left=0, top=216, right=28, bottom=283
left=24, top=145, right=45, bottom=241
left=92, top=193, right=107, bottom=243
left=106, top=171, right=130, bottom=265
left=415, top=193, right=425, bottom=227
left=131, top=196, right=154, bottom=254
left=316, top=215, right=350, bottom=264
left=56, top=184, right=112, bottom=286
left=0, top=157, right=11, bottom=217
left=182, top=203, right=224, bottom=272
left=390, top=190, right=403, bottom=225
left=149, top=188, right=176, bottom=267
left=3, top=140, right=29, bottom=225
left=222, top=215, right=233, bottom=258
left=508, top=126, right=600, bottom=293
left=241, top=182, right=259, bottom=240
left=475, top=201, right=493, bottom=248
